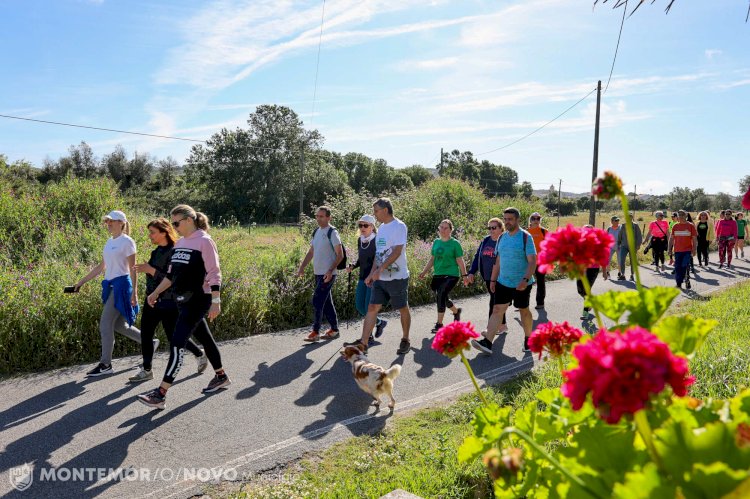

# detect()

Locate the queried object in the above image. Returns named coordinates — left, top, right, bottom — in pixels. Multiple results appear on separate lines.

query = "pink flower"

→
left=528, top=321, right=583, bottom=359
left=432, top=321, right=480, bottom=358
left=592, top=171, right=624, bottom=200
left=742, top=186, right=750, bottom=210
left=561, top=327, right=694, bottom=424
left=537, top=225, right=614, bottom=277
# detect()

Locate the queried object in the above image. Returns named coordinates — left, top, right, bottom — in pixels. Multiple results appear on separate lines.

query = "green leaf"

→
left=457, top=435, right=485, bottom=463
left=652, top=314, right=716, bottom=357
left=683, top=462, right=748, bottom=499
left=586, top=287, right=680, bottom=328
left=514, top=401, right=538, bottom=438
left=612, top=463, right=677, bottom=498
left=730, top=389, right=750, bottom=424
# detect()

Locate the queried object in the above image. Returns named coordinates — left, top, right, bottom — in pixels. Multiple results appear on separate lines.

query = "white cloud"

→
left=395, top=57, right=459, bottom=71
left=717, top=79, right=750, bottom=89
left=704, top=49, right=722, bottom=60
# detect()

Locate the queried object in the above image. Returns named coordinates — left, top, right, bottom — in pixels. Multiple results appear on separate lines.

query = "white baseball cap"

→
left=102, top=210, right=127, bottom=223
left=358, top=214, right=376, bottom=226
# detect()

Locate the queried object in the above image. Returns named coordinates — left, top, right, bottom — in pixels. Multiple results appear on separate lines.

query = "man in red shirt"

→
left=667, top=210, right=698, bottom=290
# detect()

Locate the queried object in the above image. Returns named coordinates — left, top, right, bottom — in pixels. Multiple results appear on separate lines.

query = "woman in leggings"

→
left=467, top=217, right=508, bottom=334
left=735, top=212, right=747, bottom=259
left=418, top=219, right=468, bottom=334
left=137, top=205, right=230, bottom=410
left=75, top=210, right=143, bottom=377
left=716, top=209, right=739, bottom=269
left=129, top=218, right=208, bottom=382
left=695, top=211, right=714, bottom=267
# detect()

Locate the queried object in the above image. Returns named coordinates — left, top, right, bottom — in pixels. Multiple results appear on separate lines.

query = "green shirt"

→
left=432, top=238, right=464, bottom=277
left=738, top=219, right=747, bottom=238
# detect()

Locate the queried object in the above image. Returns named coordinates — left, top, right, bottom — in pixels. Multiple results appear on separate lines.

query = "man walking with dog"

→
left=297, top=206, right=344, bottom=342
left=345, top=198, right=412, bottom=355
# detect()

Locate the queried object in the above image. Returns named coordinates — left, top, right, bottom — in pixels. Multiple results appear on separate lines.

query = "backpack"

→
left=499, top=231, right=529, bottom=252
left=312, top=227, right=348, bottom=270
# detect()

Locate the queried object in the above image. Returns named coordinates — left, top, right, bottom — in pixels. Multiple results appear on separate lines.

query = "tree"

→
left=478, top=160, right=517, bottom=197
left=68, top=142, right=100, bottom=179
left=740, top=175, right=750, bottom=195
left=154, top=156, right=180, bottom=189
left=711, top=192, right=734, bottom=212
left=517, top=181, right=534, bottom=199
left=401, top=165, right=433, bottom=187
left=437, top=150, right=480, bottom=184
left=0, top=155, right=39, bottom=191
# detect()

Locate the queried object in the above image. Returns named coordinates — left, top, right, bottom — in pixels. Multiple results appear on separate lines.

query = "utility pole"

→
left=299, top=148, right=305, bottom=233
left=440, top=147, right=444, bottom=171
left=557, top=179, right=562, bottom=229
left=588, top=80, right=602, bottom=227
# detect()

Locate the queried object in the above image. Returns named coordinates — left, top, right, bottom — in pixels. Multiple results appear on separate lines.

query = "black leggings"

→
left=651, top=237, right=667, bottom=266
left=576, top=268, right=600, bottom=303
left=431, top=275, right=458, bottom=313
left=140, top=302, right=202, bottom=371
left=697, top=239, right=710, bottom=265
left=484, top=280, right=507, bottom=325
left=163, top=293, right=223, bottom=384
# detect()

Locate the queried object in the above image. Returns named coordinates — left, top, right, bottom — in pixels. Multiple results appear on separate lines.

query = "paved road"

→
left=2, top=255, right=749, bottom=498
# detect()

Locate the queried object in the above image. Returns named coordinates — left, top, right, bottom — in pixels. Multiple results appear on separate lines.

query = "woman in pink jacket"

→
left=715, top=209, right=739, bottom=269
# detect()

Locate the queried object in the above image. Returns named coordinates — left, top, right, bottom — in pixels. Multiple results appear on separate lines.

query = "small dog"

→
left=339, top=344, right=401, bottom=409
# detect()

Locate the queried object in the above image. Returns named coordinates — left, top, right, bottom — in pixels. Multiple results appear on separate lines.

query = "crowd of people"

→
left=72, top=201, right=748, bottom=409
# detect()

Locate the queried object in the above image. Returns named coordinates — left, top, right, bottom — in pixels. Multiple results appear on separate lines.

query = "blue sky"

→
left=1, top=0, right=748, bottom=195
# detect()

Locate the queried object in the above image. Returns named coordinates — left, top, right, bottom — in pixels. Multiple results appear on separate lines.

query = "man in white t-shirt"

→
left=345, top=198, right=411, bottom=355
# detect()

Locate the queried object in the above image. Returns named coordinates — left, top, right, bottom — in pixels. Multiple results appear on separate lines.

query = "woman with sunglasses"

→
left=346, top=214, right=387, bottom=344
left=734, top=212, right=747, bottom=259
left=467, top=218, right=508, bottom=334
left=137, top=205, right=230, bottom=410
left=695, top=211, right=715, bottom=267
left=75, top=210, right=144, bottom=377
left=418, top=219, right=467, bottom=334
left=716, top=209, right=739, bottom=269
left=129, top=218, right=208, bottom=382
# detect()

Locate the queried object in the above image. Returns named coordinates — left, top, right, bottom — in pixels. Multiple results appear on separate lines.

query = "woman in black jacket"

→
left=466, top=218, right=507, bottom=334
left=130, top=218, right=207, bottom=382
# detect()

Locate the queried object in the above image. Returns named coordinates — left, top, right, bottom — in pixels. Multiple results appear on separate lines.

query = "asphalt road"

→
left=1, top=254, right=748, bottom=498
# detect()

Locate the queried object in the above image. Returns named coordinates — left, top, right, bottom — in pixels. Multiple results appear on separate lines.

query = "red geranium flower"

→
left=528, top=321, right=583, bottom=360
left=432, top=321, right=480, bottom=358
left=592, top=171, right=624, bottom=200
left=537, top=225, right=614, bottom=277
left=742, top=186, right=750, bottom=210
left=561, top=327, right=694, bottom=424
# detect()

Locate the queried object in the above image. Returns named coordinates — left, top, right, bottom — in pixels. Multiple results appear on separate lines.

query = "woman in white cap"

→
left=74, top=210, right=145, bottom=377
left=346, top=214, right=387, bottom=344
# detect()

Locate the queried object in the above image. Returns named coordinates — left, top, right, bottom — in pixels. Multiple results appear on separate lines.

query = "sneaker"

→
left=86, top=363, right=113, bottom=377
left=718, top=263, right=723, bottom=269
left=396, top=338, right=411, bottom=355
left=523, top=337, right=531, bottom=352
left=535, top=304, right=545, bottom=310
left=374, top=319, right=388, bottom=338
left=580, top=308, right=589, bottom=320
left=368, top=335, right=375, bottom=346
left=629, top=275, right=635, bottom=281
left=137, top=388, right=166, bottom=410
left=303, top=331, right=320, bottom=342
left=471, top=337, right=493, bottom=355
left=676, top=283, right=682, bottom=289
left=128, top=368, right=153, bottom=383
left=431, top=322, right=443, bottom=334
left=321, top=329, right=340, bottom=340
left=202, top=374, right=231, bottom=393
left=617, top=274, right=626, bottom=281
left=685, top=280, right=692, bottom=290
left=453, top=308, right=462, bottom=322
left=196, top=350, right=208, bottom=374
left=152, top=338, right=160, bottom=352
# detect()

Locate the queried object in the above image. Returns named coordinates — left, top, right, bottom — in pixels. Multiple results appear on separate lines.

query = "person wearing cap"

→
left=526, top=212, right=548, bottom=309
left=297, top=206, right=344, bottom=342
left=615, top=214, right=643, bottom=281
left=346, top=214, right=387, bottom=344
left=74, top=210, right=145, bottom=377
left=669, top=212, right=679, bottom=232
left=643, top=211, right=670, bottom=272
left=604, top=216, right=621, bottom=280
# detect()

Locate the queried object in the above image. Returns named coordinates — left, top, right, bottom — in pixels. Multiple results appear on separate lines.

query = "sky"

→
left=1, top=0, right=748, bottom=195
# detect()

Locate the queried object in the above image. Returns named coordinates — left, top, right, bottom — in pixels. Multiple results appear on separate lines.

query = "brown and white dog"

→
left=339, top=344, right=401, bottom=409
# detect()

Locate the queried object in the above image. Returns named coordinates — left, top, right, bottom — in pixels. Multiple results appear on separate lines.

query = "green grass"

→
left=214, top=281, right=750, bottom=499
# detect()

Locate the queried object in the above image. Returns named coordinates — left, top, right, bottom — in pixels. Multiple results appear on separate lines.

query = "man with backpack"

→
left=297, top=206, right=345, bottom=342
left=526, top=212, right=548, bottom=310
left=472, top=207, right=537, bottom=355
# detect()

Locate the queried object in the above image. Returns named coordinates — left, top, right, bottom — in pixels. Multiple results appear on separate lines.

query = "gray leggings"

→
left=100, top=292, right=141, bottom=365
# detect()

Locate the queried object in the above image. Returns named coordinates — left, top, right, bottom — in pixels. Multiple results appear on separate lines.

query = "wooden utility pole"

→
left=440, top=148, right=444, bottom=170
left=557, top=179, right=562, bottom=229
left=589, top=80, right=602, bottom=226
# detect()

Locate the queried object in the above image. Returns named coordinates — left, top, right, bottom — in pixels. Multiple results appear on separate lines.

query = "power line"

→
left=604, top=0, right=627, bottom=93
left=475, top=87, right=598, bottom=156
left=309, top=0, right=326, bottom=127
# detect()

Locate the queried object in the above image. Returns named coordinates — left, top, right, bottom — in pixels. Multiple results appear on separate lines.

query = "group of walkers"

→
left=74, top=200, right=747, bottom=410
left=74, top=206, right=230, bottom=410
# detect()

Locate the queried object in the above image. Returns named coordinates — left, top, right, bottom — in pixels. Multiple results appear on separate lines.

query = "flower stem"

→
left=501, top=427, right=605, bottom=499
left=460, top=350, right=489, bottom=407
left=619, top=195, right=643, bottom=292
left=579, top=272, right=603, bottom=329
left=556, top=356, right=565, bottom=374
left=633, top=410, right=663, bottom=470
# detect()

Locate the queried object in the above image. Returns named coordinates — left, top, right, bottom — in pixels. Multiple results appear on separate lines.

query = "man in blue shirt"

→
left=472, top=207, right=537, bottom=355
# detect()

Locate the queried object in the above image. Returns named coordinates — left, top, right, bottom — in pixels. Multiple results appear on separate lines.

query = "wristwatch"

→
left=211, top=297, right=221, bottom=304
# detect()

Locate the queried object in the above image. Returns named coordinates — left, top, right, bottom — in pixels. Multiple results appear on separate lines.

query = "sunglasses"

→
left=358, top=223, right=370, bottom=228
left=487, top=226, right=499, bottom=230
left=530, top=217, right=541, bottom=221
left=171, top=217, right=188, bottom=228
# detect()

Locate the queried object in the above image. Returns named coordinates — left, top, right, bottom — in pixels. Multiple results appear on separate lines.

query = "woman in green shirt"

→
left=419, top=219, right=468, bottom=334
left=735, top=213, right=747, bottom=259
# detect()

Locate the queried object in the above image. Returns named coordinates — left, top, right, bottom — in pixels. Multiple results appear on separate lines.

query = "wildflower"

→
left=528, top=321, right=583, bottom=360
left=743, top=186, right=750, bottom=210
left=561, top=327, right=694, bottom=424
left=592, top=171, right=624, bottom=200
left=432, top=321, right=479, bottom=358
left=736, top=423, right=750, bottom=449
left=537, top=225, right=613, bottom=277
left=483, top=448, right=524, bottom=481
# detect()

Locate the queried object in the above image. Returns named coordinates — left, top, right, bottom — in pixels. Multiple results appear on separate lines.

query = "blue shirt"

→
left=495, top=229, right=537, bottom=288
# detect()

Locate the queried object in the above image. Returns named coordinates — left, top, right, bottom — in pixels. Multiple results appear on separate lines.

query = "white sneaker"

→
left=129, top=368, right=154, bottom=383
left=152, top=338, right=160, bottom=351
left=196, top=350, right=208, bottom=374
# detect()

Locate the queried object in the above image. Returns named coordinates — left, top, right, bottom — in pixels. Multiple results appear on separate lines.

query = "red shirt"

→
left=671, top=223, right=697, bottom=253
left=649, top=220, right=669, bottom=238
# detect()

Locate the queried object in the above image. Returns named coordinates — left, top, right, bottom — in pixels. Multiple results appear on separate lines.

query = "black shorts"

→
left=493, top=282, right=533, bottom=309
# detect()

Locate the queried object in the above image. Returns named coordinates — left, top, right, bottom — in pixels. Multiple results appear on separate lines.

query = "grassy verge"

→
left=214, top=280, right=750, bottom=499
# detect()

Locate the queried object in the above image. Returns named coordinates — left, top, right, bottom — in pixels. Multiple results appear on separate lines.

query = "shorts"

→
left=492, top=282, right=533, bottom=309
left=370, top=278, right=409, bottom=310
